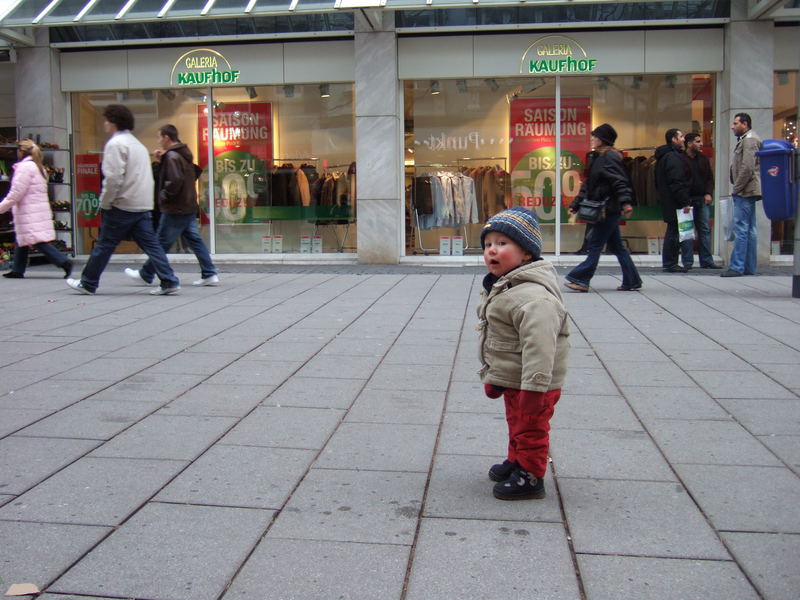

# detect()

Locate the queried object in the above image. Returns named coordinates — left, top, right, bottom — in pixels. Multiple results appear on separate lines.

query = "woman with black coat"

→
left=564, top=124, right=642, bottom=292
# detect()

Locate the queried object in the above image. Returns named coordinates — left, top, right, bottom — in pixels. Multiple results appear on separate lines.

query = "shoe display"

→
left=66, top=278, right=94, bottom=294
left=124, top=267, right=153, bottom=285
left=3, top=271, right=23, bottom=279
left=662, top=265, right=688, bottom=273
left=720, top=269, right=743, bottom=278
left=617, top=284, right=642, bottom=291
left=61, top=259, right=73, bottom=279
left=489, top=460, right=515, bottom=482
left=150, top=285, right=181, bottom=295
left=564, top=280, right=589, bottom=293
left=700, top=264, right=722, bottom=269
left=192, top=274, right=220, bottom=286
left=492, top=464, right=546, bottom=500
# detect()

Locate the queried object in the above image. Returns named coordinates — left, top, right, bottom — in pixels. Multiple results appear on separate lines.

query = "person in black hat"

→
left=564, top=124, right=642, bottom=292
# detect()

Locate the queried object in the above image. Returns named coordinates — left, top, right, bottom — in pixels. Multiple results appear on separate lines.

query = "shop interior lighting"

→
left=320, top=84, right=331, bottom=98
left=244, top=0, right=258, bottom=12
left=430, top=80, right=441, bottom=95
left=283, top=85, right=295, bottom=98
left=246, top=86, right=258, bottom=99
left=596, top=76, right=609, bottom=90
left=631, top=75, right=643, bottom=89
left=665, top=74, right=677, bottom=88
left=777, top=71, right=789, bottom=85
left=456, top=79, right=468, bottom=93
left=527, top=77, right=546, bottom=92
left=74, top=0, right=100, bottom=22
left=485, top=78, right=499, bottom=92
left=142, top=90, right=153, bottom=101
left=115, top=0, right=137, bottom=19
left=32, top=0, right=60, bottom=24
left=158, top=0, right=177, bottom=18
left=161, top=89, right=176, bottom=100
left=201, top=0, right=216, bottom=15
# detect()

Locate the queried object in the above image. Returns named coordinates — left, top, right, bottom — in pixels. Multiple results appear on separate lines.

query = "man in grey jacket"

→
left=67, top=105, right=180, bottom=295
left=722, top=112, right=762, bottom=277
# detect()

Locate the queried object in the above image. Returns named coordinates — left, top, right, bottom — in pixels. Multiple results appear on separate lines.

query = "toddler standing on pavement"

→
left=477, top=207, right=570, bottom=500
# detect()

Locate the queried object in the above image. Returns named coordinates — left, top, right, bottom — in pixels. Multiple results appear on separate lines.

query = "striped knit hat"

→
left=480, top=206, right=543, bottom=259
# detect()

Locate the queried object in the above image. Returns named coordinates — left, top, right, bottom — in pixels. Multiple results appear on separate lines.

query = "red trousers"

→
left=502, top=388, right=561, bottom=478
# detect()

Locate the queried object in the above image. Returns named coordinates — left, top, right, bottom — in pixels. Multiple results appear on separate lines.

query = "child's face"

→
left=483, top=231, right=533, bottom=277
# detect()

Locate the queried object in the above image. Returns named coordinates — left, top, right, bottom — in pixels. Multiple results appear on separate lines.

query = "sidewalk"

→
left=1, top=265, right=798, bottom=600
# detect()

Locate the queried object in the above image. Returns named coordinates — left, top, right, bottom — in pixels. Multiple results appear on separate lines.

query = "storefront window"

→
left=404, top=73, right=715, bottom=256
left=772, top=70, right=797, bottom=256
left=71, top=83, right=355, bottom=255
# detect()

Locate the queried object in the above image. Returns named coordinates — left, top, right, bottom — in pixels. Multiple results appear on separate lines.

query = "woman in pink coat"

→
left=0, top=139, right=72, bottom=278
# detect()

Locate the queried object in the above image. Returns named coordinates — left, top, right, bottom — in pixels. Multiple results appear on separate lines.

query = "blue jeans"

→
left=729, top=195, right=759, bottom=275
left=139, top=213, right=216, bottom=282
left=80, top=207, right=179, bottom=293
left=680, top=201, right=714, bottom=268
left=12, top=242, right=69, bottom=274
left=566, top=213, right=642, bottom=289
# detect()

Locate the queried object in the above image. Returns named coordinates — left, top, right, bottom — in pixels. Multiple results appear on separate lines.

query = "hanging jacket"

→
left=0, top=156, right=55, bottom=246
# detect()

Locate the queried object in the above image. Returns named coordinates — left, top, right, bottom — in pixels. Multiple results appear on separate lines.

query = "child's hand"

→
left=484, top=384, right=505, bottom=399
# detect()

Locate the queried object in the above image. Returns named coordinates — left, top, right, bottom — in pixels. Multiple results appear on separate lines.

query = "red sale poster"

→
left=74, top=154, right=102, bottom=227
left=197, top=102, right=272, bottom=224
left=509, top=97, right=591, bottom=223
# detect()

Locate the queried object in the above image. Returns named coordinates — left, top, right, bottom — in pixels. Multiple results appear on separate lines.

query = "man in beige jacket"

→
left=722, top=112, right=762, bottom=277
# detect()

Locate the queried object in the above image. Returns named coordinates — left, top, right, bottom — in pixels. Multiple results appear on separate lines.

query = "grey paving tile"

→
left=722, top=532, right=800, bottom=600
left=225, top=538, right=409, bottom=600
left=239, top=341, right=324, bottom=362
left=8, top=350, right=105, bottom=372
left=263, top=377, right=364, bottom=409
left=647, top=419, right=783, bottom=466
left=667, top=349, right=756, bottom=371
left=58, top=358, right=159, bottom=381
left=560, top=479, right=729, bottom=558
left=16, top=400, right=161, bottom=440
left=566, top=347, right=604, bottom=368
left=690, top=370, right=795, bottom=399
left=643, top=332, right=723, bottom=350
left=577, top=554, right=758, bottom=600
left=50, top=503, right=273, bottom=600
left=0, top=436, right=100, bottom=494
left=755, top=363, right=800, bottom=390
left=0, top=457, right=187, bottom=526
left=88, top=373, right=207, bottom=403
left=382, top=343, right=456, bottom=366
left=294, top=354, right=382, bottom=380
left=346, top=388, right=444, bottom=425
left=185, top=334, right=265, bottom=353
left=590, top=342, right=668, bottom=363
left=675, top=464, right=800, bottom=532
left=438, top=411, right=508, bottom=457
left=605, top=360, right=697, bottom=387
left=156, top=445, right=314, bottom=509
left=445, top=380, right=503, bottom=414
left=316, top=422, right=437, bottom=472
left=757, top=435, right=800, bottom=474
left=0, top=494, right=13, bottom=507
left=726, top=343, right=800, bottom=364
left=38, top=595, right=121, bottom=600
left=0, top=408, right=53, bottom=436
left=205, top=359, right=302, bottom=385
left=103, top=337, right=194, bottom=359
left=562, top=367, right=619, bottom=396
left=423, top=454, right=562, bottom=522
left=269, top=468, right=426, bottom=544
left=551, top=429, right=676, bottom=481
left=579, top=327, right=651, bottom=344
left=405, top=518, right=580, bottom=600
left=0, top=521, right=112, bottom=590
left=366, top=363, right=451, bottom=392
left=89, top=415, right=237, bottom=460
left=551, top=394, right=643, bottom=431
left=717, top=399, right=800, bottom=436
left=146, top=351, right=239, bottom=375
left=221, top=406, right=343, bottom=450
left=157, top=383, right=274, bottom=417
left=621, top=386, right=733, bottom=421
left=0, top=369, right=52, bottom=395
left=318, top=336, right=391, bottom=357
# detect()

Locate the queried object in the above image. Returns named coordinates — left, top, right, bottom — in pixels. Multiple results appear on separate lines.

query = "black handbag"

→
left=577, top=198, right=607, bottom=224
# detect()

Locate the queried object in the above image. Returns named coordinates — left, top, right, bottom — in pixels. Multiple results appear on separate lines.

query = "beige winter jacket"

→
left=730, top=130, right=762, bottom=198
left=477, top=260, right=570, bottom=393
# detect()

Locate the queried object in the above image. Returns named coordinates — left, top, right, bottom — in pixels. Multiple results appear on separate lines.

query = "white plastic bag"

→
left=677, top=208, right=695, bottom=243
left=718, top=196, right=735, bottom=241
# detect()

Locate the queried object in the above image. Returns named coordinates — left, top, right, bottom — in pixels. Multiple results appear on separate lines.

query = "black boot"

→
left=493, top=464, right=545, bottom=500
left=3, top=271, right=23, bottom=279
left=488, top=460, right=514, bottom=482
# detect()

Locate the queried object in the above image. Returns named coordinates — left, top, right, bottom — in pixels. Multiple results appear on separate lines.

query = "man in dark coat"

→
left=684, top=133, right=719, bottom=268
left=654, top=128, right=692, bottom=272
left=125, top=124, right=219, bottom=287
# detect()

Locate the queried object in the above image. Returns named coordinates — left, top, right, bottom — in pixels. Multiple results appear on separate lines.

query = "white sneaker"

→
left=192, top=274, right=219, bottom=286
left=124, top=267, right=153, bottom=285
left=66, top=278, right=94, bottom=295
left=149, top=285, right=180, bottom=295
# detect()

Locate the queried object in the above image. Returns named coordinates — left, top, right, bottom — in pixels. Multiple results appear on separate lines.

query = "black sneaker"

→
left=488, top=460, right=515, bottom=482
left=3, top=271, right=23, bottom=279
left=493, top=465, right=545, bottom=500
left=662, top=265, right=688, bottom=273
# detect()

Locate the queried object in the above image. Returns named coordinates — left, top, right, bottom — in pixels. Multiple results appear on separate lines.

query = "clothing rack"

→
left=619, top=147, right=656, bottom=153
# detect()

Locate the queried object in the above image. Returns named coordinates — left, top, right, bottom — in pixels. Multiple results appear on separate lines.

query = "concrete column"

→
left=719, top=3, right=774, bottom=266
left=354, top=12, right=403, bottom=264
left=14, top=29, right=67, bottom=149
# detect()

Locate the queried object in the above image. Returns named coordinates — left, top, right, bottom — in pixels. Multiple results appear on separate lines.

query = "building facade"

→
left=1, top=0, right=798, bottom=264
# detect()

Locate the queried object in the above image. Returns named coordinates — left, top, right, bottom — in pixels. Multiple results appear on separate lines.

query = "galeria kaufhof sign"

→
left=170, top=49, right=240, bottom=86
left=520, top=36, right=598, bottom=74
